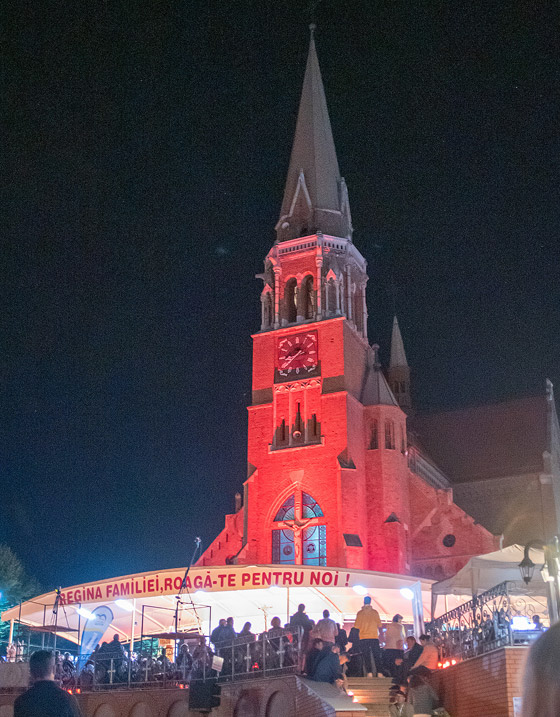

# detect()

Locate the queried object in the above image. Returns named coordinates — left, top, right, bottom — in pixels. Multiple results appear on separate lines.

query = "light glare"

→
left=115, top=599, right=134, bottom=611
left=352, top=585, right=367, bottom=596
left=76, top=607, right=94, bottom=620
left=400, top=587, right=414, bottom=600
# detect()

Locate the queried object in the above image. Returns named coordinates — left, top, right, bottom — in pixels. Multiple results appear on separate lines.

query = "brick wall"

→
left=0, top=687, right=190, bottom=717
left=433, top=646, right=527, bottom=717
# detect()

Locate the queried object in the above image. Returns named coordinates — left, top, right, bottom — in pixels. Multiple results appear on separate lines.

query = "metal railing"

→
left=0, top=628, right=303, bottom=692
left=212, top=628, right=302, bottom=682
left=427, top=581, right=547, bottom=663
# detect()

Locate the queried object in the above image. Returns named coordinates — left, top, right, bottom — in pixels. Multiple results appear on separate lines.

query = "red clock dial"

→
left=277, top=332, right=318, bottom=376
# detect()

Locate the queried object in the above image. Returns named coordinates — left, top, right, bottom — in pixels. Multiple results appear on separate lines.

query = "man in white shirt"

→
left=383, top=614, right=405, bottom=678
left=315, top=609, right=338, bottom=646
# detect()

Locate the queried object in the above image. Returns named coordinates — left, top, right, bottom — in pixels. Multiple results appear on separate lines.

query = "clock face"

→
left=277, top=332, right=318, bottom=376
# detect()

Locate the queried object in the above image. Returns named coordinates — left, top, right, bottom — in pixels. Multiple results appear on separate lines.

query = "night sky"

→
left=3, top=1, right=558, bottom=590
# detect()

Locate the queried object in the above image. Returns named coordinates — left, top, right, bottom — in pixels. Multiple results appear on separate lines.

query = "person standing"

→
left=14, top=650, right=82, bottom=717
left=315, top=609, right=338, bottom=647
left=210, top=618, right=227, bottom=649
left=335, top=623, right=348, bottom=652
left=290, top=603, right=314, bottom=643
left=384, top=614, right=405, bottom=678
left=353, top=596, right=383, bottom=677
left=290, top=602, right=315, bottom=669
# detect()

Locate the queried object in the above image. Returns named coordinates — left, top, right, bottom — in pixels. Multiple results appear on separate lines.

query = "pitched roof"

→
left=276, top=27, right=351, bottom=242
left=409, top=395, right=549, bottom=482
left=389, top=316, right=408, bottom=368
left=361, top=362, right=399, bottom=407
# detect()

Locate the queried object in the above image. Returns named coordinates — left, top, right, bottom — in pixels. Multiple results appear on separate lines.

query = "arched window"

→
left=262, top=291, right=273, bottom=329
left=271, top=490, right=326, bottom=566
left=300, top=275, right=315, bottom=320
left=385, top=421, right=395, bottom=449
left=327, top=278, right=338, bottom=316
left=369, top=420, right=378, bottom=450
left=284, top=278, right=297, bottom=323
left=353, top=287, right=363, bottom=333
left=274, top=494, right=295, bottom=521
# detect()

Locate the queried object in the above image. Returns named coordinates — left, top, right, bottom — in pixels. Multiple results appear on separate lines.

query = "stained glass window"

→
left=274, top=494, right=295, bottom=522
left=302, top=492, right=324, bottom=518
left=303, top=525, right=327, bottom=566
left=271, top=491, right=326, bottom=566
left=272, top=529, right=295, bottom=564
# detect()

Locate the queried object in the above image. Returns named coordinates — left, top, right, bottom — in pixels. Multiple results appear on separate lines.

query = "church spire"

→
left=387, top=316, right=412, bottom=411
left=276, top=25, right=352, bottom=243
left=389, top=316, right=408, bottom=369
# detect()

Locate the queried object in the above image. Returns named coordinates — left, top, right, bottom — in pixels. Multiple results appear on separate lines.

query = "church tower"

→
left=198, top=27, right=498, bottom=578
left=240, top=27, right=411, bottom=573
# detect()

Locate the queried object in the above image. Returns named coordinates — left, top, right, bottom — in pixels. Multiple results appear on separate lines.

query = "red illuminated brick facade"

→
left=198, top=30, right=498, bottom=577
left=198, top=235, right=497, bottom=577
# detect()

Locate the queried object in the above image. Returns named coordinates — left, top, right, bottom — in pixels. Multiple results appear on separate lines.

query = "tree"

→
left=0, top=544, right=40, bottom=641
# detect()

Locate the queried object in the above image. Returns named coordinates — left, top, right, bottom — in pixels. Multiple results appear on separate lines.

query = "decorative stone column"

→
left=273, top=266, right=281, bottom=328
left=361, top=283, right=368, bottom=339
left=345, top=266, right=352, bottom=322
left=315, top=255, right=323, bottom=319
left=260, top=294, right=266, bottom=331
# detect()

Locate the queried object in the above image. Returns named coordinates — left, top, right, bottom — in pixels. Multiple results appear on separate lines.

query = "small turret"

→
left=387, top=316, right=412, bottom=411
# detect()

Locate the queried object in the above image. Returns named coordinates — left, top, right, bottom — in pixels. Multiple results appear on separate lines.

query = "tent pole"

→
left=128, top=598, right=136, bottom=687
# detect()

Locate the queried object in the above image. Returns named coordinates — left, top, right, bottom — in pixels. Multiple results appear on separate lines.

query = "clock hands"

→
left=283, top=349, right=305, bottom=365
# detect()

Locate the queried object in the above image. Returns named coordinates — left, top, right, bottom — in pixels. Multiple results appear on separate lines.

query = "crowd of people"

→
left=285, top=598, right=444, bottom=715
left=10, top=615, right=557, bottom=717
left=6, top=597, right=558, bottom=716
left=3, top=634, right=215, bottom=689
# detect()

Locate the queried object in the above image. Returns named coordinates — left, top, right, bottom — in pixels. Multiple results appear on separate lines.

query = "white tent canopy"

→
left=2, top=565, right=434, bottom=649
left=430, top=544, right=550, bottom=619
left=431, top=544, right=546, bottom=598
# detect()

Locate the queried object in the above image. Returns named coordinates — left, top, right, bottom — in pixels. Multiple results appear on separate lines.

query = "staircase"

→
left=347, top=677, right=393, bottom=716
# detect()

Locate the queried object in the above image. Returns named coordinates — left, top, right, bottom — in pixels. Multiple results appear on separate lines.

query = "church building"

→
left=197, top=29, right=543, bottom=580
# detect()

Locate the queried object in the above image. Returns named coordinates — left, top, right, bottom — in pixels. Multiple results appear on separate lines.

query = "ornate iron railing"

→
left=427, top=581, right=546, bottom=662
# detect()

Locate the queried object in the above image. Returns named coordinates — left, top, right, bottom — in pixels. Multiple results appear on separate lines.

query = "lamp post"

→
left=519, top=537, right=560, bottom=625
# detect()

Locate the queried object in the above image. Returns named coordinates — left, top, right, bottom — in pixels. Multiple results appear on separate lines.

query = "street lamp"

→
left=519, top=537, right=560, bottom=625
left=519, top=554, right=537, bottom=585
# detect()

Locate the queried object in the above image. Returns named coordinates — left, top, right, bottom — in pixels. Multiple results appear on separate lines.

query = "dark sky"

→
left=3, top=0, right=558, bottom=590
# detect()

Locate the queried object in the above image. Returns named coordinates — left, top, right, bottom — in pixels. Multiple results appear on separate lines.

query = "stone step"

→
left=346, top=676, right=393, bottom=717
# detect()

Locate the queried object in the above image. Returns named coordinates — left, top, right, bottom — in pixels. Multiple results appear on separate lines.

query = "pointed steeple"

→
left=276, top=25, right=352, bottom=242
left=387, top=317, right=412, bottom=411
left=389, top=316, right=408, bottom=369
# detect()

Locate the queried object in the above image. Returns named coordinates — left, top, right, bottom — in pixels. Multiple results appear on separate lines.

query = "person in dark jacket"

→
left=210, top=618, right=227, bottom=649
left=14, top=650, right=82, bottom=717
left=304, top=638, right=324, bottom=676
left=289, top=603, right=314, bottom=642
left=335, top=623, right=348, bottom=651
left=290, top=602, right=315, bottom=669
left=310, top=645, right=343, bottom=686
left=394, top=636, right=423, bottom=683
